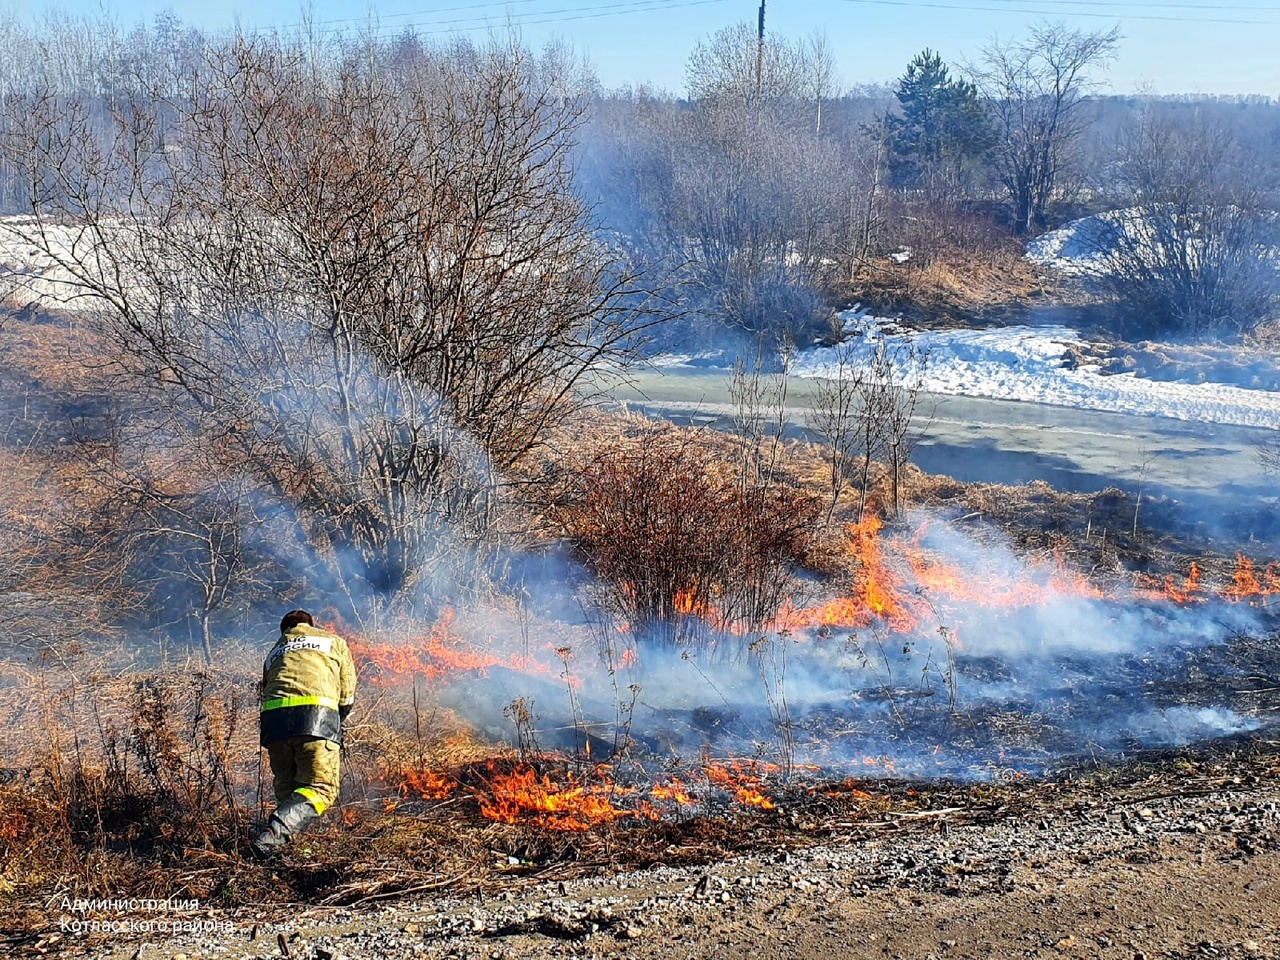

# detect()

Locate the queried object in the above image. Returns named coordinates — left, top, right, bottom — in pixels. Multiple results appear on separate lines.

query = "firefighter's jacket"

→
left=260, top=623, right=356, bottom=747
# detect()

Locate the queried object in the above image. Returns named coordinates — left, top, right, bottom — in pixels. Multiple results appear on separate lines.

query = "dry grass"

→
left=840, top=246, right=1075, bottom=326
left=3, top=409, right=1275, bottom=938
left=528, top=411, right=1260, bottom=598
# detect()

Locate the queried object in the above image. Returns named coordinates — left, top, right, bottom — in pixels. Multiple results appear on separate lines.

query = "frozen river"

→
left=598, top=365, right=1275, bottom=511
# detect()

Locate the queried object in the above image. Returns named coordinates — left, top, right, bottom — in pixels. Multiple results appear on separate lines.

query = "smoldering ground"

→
left=420, top=511, right=1277, bottom=784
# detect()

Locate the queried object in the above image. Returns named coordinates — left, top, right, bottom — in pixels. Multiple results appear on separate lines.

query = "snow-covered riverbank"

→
left=662, top=315, right=1280, bottom=430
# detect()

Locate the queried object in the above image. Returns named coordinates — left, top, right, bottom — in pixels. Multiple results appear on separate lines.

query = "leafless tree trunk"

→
left=730, top=338, right=792, bottom=493
left=852, top=123, right=890, bottom=278
left=969, top=22, right=1118, bottom=234
left=881, top=339, right=928, bottom=517
left=814, top=323, right=927, bottom=519
left=804, top=30, right=839, bottom=135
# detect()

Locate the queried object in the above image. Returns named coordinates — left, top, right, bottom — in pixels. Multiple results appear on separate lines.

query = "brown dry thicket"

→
left=0, top=653, right=497, bottom=922
left=0, top=668, right=258, bottom=920
left=542, top=420, right=826, bottom=642
left=842, top=237, right=1060, bottom=323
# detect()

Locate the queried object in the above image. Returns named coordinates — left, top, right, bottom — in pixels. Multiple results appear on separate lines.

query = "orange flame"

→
left=395, top=766, right=455, bottom=801
left=776, top=515, right=916, bottom=633
left=649, top=776, right=696, bottom=806
left=1223, top=555, right=1280, bottom=605
left=1140, top=557, right=1280, bottom=606
left=1138, top=562, right=1205, bottom=604
left=673, top=587, right=706, bottom=616
left=350, top=609, right=554, bottom=686
left=476, top=762, right=646, bottom=831
left=704, top=761, right=777, bottom=810
left=0, top=812, right=29, bottom=840
left=860, top=755, right=899, bottom=775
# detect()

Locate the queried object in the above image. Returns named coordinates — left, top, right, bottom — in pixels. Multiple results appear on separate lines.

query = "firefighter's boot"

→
left=250, top=797, right=320, bottom=859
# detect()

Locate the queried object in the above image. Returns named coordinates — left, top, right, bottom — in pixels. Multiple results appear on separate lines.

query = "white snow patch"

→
left=789, top=312, right=1280, bottom=429
left=1025, top=213, right=1121, bottom=276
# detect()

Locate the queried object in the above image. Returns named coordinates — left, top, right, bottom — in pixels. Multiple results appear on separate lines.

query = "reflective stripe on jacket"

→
left=260, top=624, right=357, bottom=746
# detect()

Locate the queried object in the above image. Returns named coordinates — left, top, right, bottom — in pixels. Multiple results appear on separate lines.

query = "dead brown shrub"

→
left=0, top=669, right=260, bottom=923
left=550, top=423, right=822, bottom=643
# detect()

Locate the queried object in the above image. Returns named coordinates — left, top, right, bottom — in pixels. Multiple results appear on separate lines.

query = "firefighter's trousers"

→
left=266, top=735, right=341, bottom=815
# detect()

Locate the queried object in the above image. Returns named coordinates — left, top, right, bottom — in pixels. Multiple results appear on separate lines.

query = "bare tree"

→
left=685, top=21, right=806, bottom=106
left=73, top=418, right=284, bottom=663
left=655, top=96, right=835, bottom=343
left=880, top=338, right=928, bottom=517
left=0, top=34, right=665, bottom=619
left=808, top=340, right=866, bottom=520
left=804, top=30, right=839, bottom=135
left=807, top=324, right=927, bottom=521
left=850, top=120, right=891, bottom=278
left=730, top=337, right=795, bottom=493
left=1094, top=109, right=1280, bottom=337
left=970, top=22, right=1119, bottom=234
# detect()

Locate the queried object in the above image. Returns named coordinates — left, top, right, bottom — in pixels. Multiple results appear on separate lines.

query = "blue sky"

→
left=18, top=0, right=1280, bottom=96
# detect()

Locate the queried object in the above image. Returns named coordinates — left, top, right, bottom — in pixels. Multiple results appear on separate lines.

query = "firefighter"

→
left=251, top=610, right=356, bottom=858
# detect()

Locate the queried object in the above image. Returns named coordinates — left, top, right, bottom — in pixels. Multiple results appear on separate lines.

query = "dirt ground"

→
left=23, top=753, right=1279, bottom=960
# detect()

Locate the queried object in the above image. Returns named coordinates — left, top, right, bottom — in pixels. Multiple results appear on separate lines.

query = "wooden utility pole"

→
left=755, top=0, right=766, bottom=98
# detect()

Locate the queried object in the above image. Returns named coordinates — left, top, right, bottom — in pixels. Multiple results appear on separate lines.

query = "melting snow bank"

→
left=787, top=316, right=1280, bottom=429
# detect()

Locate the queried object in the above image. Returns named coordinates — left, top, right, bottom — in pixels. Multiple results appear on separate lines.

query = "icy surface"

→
left=778, top=314, right=1280, bottom=429
left=4, top=214, right=1278, bottom=429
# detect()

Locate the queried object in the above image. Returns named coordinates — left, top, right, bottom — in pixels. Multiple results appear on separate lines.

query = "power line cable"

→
left=271, top=0, right=733, bottom=35
left=274, top=0, right=555, bottom=31
left=916, top=0, right=1280, bottom=9
left=836, top=0, right=1280, bottom=25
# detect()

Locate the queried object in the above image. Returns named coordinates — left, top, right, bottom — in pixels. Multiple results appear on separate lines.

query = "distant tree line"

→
left=0, top=11, right=1276, bottom=344
left=576, top=21, right=1280, bottom=343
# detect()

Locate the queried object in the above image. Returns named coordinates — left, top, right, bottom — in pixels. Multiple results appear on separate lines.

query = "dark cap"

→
left=280, top=610, right=314, bottom=631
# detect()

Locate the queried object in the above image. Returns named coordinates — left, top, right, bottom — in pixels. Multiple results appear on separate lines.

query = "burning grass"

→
left=3, top=606, right=1280, bottom=947
left=4, top=416, right=1280, bottom=945
left=0, top=649, right=857, bottom=928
